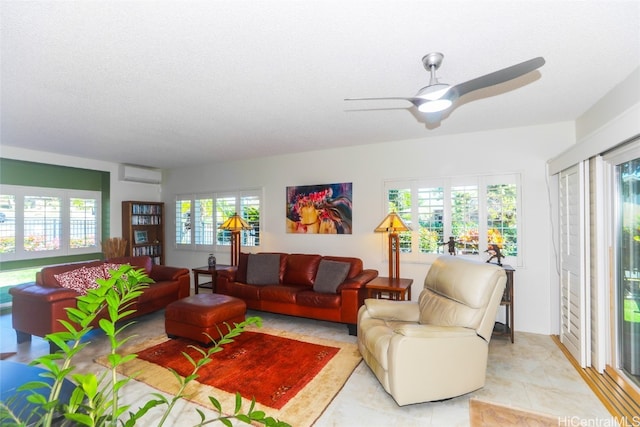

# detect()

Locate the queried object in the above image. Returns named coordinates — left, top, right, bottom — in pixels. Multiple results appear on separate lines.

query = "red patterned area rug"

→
left=96, top=326, right=361, bottom=426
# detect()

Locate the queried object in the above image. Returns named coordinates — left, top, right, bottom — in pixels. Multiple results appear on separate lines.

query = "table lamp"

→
left=218, top=213, right=252, bottom=266
left=374, top=212, right=411, bottom=279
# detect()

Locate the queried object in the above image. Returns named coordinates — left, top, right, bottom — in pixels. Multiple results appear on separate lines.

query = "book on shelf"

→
left=132, top=244, right=162, bottom=257
left=131, top=215, right=162, bottom=225
left=131, top=204, right=162, bottom=215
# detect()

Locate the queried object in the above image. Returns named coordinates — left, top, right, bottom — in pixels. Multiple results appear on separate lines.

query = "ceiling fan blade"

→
left=344, top=96, right=414, bottom=102
left=445, top=57, right=545, bottom=100
left=344, top=96, right=423, bottom=108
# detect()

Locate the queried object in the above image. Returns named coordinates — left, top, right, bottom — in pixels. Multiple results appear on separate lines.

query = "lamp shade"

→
left=374, top=212, right=411, bottom=233
left=218, top=213, right=252, bottom=231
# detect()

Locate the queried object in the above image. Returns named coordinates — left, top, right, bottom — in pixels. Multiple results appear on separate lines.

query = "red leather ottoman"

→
left=165, top=294, right=246, bottom=345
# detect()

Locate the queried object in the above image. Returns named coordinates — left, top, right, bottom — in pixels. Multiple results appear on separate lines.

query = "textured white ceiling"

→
left=1, top=1, right=639, bottom=169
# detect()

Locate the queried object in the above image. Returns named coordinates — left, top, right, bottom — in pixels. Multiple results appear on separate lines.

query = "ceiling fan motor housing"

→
left=422, top=52, right=444, bottom=71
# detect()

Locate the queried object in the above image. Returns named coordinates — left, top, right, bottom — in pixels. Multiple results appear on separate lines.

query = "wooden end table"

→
left=493, top=265, right=515, bottom=343
left=192, top=265, right=231, bottom=294
left=366, top=277, right=413, bottom=301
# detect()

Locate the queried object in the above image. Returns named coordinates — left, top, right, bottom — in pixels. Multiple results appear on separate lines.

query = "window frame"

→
left=383, top=173, right=522, bottom=266
left=0, top=184, right=102, bottom=262
left=175, top=188, right=262, bottom=252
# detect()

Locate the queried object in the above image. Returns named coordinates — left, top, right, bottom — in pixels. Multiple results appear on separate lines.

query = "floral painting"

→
left=286, top=183, right=353, bottom=234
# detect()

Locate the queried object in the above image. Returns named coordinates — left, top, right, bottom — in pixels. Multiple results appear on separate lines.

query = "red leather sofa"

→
left=216, top=253, right=378, bottom=334
left=9, top=256, right=190, bottom=351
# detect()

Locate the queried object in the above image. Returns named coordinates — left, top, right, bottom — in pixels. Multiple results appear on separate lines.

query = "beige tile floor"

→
left=1, top=309, right=613, bottom=426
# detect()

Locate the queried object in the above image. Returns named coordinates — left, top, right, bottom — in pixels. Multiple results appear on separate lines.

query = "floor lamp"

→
left=374, top=212, right=411, bottom=279
left=218, top=213, right=253, bottom=266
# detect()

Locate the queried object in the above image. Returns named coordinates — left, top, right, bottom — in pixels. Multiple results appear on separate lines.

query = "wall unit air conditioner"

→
left=118, top=165, right=162, bottom=184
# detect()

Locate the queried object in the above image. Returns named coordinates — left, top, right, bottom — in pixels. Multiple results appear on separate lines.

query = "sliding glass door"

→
left=617, top=155, right=640, bottom=385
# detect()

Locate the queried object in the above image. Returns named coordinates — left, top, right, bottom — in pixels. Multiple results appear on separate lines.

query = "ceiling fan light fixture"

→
left=418, top=99, right=452, bottom=113
left=415, top=83, right=450, bottom=101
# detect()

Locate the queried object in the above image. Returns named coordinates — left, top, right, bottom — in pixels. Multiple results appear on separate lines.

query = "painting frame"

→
left=286, top=182, right=353, bottom=234
left=134, top=230, right=149, bottom=244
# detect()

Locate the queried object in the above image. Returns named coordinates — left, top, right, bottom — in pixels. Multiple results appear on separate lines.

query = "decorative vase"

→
left=208, top=254, right=216, bottom=269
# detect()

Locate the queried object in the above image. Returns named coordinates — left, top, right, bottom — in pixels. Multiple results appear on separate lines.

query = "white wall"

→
left=0, top=146, right=162, bottom=236
left=549, top=67, right=640, bottom=175
left=163, top=121, right=575, bottom=335
left=575, top=67, right=640, bottom=144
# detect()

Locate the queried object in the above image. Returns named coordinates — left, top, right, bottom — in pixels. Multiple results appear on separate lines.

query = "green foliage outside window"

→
left=419, top=228, right=441, bottom=253
left=387, top=189, right=412, bottom=252
left=176, top=191, right=261, bottom=249
left=385, top=179, right=518, bottom=257
left=487, top=184, right=518, bottom=256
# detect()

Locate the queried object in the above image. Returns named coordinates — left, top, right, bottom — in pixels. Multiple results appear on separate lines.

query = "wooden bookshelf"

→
left=122, top=201, right=164, bottom=265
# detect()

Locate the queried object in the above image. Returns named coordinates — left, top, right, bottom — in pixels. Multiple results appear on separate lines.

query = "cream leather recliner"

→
left=357, top=255, right=507, bottom=406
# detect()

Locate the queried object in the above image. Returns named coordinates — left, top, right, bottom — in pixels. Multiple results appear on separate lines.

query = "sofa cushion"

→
left=246, top=253, right=281, bottom=285
left=296, top=289, right=341, bottom=308
left=260, top=285, right=304, bottom=304
left=283, top=254, right=322, bottom=286
left=54, top=265, right=105, bottom=295
left=226, top=282, right=262, bottom=301
left=236, top=252, right=250, bottom=283
left=313, top=260, right=351, bottom=293
left=137, top=281, right=179, bottom=303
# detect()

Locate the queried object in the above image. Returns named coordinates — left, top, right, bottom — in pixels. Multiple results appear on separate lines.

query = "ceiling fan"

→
left=345, top=53, right=545, bottom=117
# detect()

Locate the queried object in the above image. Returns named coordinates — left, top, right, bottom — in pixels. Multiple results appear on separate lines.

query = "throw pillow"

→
left=246, top=253, right=281, bottom=285
left=107, top=256, right=152, bottom=274
left=54, top=265, right=106, bottom=295
left=103, top=263, right=128, bottom=280
left=54, top=268, right=84, bottom=291
left=312, top=260, right=351, bottom=294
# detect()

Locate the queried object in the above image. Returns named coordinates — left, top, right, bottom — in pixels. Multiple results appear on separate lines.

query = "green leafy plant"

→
left=0, top=264, right=290, bottom=427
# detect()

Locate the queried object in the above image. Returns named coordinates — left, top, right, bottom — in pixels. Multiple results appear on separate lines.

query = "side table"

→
left=493, top=265, right=515, bottom=343
left=366, top=277, right=413, bottom=301
left=192, top=265, right=231, bottom=294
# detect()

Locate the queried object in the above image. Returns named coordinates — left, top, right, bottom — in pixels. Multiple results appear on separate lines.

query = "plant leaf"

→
left=234, top=392, right=242, bottom=413
left=208, top=396, right=222, bottom=413
left=64, top=413, right=94, bottom=426
left=98, top=318, right=115, bottom=336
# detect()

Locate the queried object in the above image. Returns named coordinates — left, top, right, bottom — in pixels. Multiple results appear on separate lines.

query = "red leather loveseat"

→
left=10, top=256, right=190, bottom=351
left=216, top=252, right=378, bottom=334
